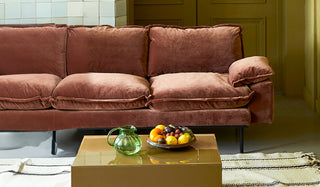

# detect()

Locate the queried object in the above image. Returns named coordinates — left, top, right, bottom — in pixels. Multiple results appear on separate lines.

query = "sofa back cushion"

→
left=67, top=26, right=148, bottom=77
left=0, top=25, right=67, bottom=78
left=148, top=24, right=244, bottom=76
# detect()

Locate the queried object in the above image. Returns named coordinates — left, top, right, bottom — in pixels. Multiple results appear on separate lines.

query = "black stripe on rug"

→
left=0, top=170, right=70, bottom=176
left=223, top=180, right=320, bottom=186
left=222, top=157, right=303, bottom=162
left=222, top=153, right=317, bottom=162
left=223, top=164, right=314, bottom=170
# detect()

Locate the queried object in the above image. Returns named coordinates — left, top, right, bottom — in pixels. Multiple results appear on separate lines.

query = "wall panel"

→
left=212, top=17, right=266, bottom=57
left=198, top=0, right=282, bottom=94
left=211, top=0, right=266, bottom=4
left=134, top=0, right=196, bottom=26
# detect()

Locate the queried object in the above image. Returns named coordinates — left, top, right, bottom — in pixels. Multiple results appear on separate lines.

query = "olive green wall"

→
left=317, top=1, right=320, bottom=113
left=304, top=0, right=320, bottom=113
left=282, top=0, right=305, bottom=97
left=305, top=0, right=316, bottom=110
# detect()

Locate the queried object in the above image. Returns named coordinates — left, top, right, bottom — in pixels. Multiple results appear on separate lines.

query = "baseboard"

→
left=303, top=87, right=316, bottom=111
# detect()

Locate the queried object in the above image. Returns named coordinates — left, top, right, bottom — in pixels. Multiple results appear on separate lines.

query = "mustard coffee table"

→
left=72, top=134, right=222, bottom=187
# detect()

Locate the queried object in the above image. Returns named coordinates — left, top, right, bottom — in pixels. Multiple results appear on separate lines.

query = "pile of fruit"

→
left=149, top=124, right=194, bottom=145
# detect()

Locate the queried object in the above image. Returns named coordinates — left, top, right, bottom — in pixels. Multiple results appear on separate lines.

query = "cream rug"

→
left=0, top=152, right=319, bottom=187
left=221, top=152, right=320, bottom=186
left=0, top=157, right=74, bottom=187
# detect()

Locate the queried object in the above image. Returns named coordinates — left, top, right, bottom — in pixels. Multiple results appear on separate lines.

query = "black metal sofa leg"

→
left=239, top=127, right=244, bottom=153
left=52, top=131, right=57, bottom=155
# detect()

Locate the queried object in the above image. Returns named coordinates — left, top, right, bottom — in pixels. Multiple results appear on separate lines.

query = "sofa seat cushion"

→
left=147, top=73, right=254, bottom=111
left=0, top=74, right=61, bottom=110
left=52, top=73, right=150, bottom=110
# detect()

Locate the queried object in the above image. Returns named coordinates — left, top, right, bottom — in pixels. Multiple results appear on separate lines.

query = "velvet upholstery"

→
left=0, top=108, right=250, bottom=131
left=148, top=73, right=254, bottom=111
left=52, top=73, right=150, bottom=110
left=67, top=26, right=148, bottom=77
left=148, top=24, right=243, bottom=76
left=248, top=80, right=274, bottom=124
left=0, top=24, right=274, bottom=134
left=229, top=56, right=274, bottom=87
left=0, top=74, right=61, bottom=110
left=0, top=26, right=67, bottom=78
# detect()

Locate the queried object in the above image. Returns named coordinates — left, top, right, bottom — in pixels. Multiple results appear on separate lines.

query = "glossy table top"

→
left=73, top=134, right=221, bottom=167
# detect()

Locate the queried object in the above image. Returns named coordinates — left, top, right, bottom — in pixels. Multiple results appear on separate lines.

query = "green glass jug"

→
left=107, top=125, right=142, bottom=156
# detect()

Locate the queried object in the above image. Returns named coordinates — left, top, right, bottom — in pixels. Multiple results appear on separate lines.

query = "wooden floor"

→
left=0, top=95, right=319, bottom=158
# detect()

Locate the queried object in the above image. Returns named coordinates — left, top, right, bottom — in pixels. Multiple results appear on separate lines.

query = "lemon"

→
left=166, top=136, right=178, bottom=145
left=178, top=134, right=189, bottom=144
left=184, top=133, right=192, bottom=141
left=155, top=124, right=166, bottom=131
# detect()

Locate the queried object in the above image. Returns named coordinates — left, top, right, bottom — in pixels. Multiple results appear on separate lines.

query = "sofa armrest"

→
left=248, top=79, right=274, bottom=124
left=229, top=56, right=274, bottom=87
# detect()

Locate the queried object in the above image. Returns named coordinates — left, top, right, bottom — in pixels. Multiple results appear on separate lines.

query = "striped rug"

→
left=221, top=152, right=320, bottom=186
left=0, top=152, right=319, bottom=187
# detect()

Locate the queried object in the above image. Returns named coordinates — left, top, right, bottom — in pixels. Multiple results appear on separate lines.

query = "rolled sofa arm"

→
left=248, top=79, right=274, bottom=124
left=228, top=56, right=274, bottom=87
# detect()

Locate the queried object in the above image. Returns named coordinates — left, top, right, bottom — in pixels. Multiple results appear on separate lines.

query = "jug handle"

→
left=107, top=128, right=120, bottom=146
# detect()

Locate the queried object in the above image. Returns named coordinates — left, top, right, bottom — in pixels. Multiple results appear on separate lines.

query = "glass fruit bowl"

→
left=147, top=136, right=196, bottom=149
left=147, top=124, right=196, bottom=149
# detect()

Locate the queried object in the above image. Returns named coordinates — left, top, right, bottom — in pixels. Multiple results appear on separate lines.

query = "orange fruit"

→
left=149, top=128, right=164, bottom=142
left=153, top=135, right=165, bottom=143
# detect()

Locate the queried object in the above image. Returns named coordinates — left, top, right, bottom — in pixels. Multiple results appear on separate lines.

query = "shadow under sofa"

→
left=0, top=24, right=274, bottom=154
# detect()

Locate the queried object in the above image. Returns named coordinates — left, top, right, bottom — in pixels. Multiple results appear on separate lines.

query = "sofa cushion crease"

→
left=53, top=95, right=147, bottom=103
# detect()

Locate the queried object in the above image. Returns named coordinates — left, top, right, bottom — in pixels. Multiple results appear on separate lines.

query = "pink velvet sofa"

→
left=0, top=24, right=274, bottom=154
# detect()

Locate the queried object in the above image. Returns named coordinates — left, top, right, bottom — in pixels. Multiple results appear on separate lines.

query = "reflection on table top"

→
left=73, top=134, right=221, bottom=167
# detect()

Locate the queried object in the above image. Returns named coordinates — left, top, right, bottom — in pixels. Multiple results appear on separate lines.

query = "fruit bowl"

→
left=147, top=124, right=196, bottom=149
left=147, top=136, right=196, bottom=149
